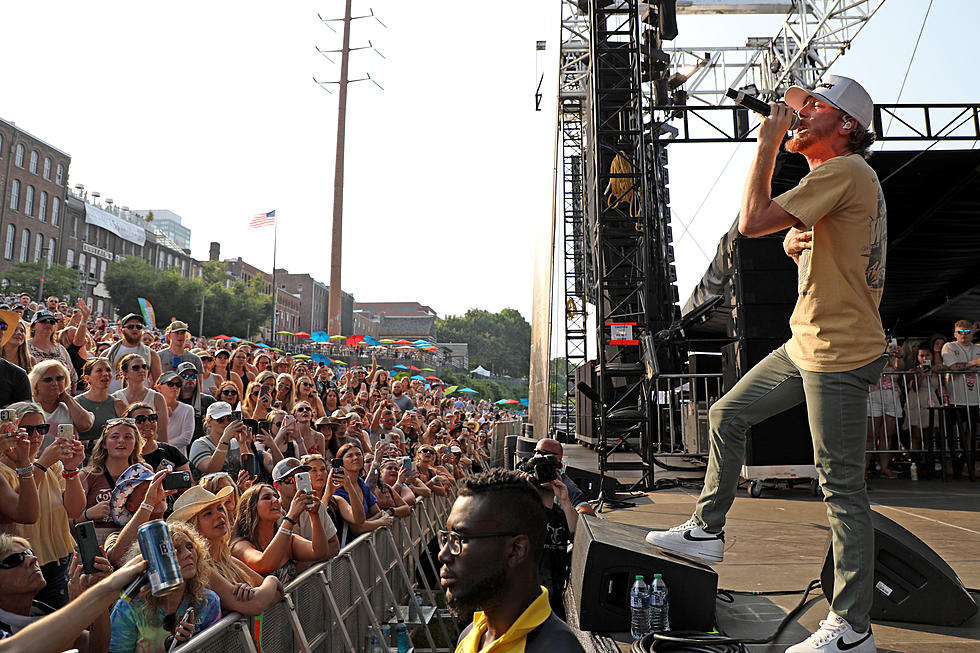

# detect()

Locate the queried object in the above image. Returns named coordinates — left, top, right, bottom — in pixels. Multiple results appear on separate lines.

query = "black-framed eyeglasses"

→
left=133, top=414, right=159, bottom=425
left=0, top=549, right=33, bottom=569
left=122, top=324, right=143, bottom=330
left=127, top=363, right=147, bottom=371
left=437, top=530, right=518, bottom=556
left=21, top=424, right=50, bottom=436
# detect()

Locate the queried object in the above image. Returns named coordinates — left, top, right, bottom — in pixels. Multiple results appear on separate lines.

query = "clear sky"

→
left=1, top=1, right=976, bottom=333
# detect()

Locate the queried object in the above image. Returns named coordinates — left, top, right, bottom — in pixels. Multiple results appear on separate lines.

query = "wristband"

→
left=82, top=508, right=89, bottom=520
left=16, top=466, right=34, bottom=477
left=217, top=442, right=229, bottom=449
left=34, top=462, right=48, bottom=473
left=62, top=468, right=80, bottom=479
left=282, top=516, right=297, bottom=526
left=140, top=502, right=155, bottom=513
left=278, top=527, right=293, bottom=536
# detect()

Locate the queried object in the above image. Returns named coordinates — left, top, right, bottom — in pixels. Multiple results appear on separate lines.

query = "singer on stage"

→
left=646, top=76, right=886, bottom=653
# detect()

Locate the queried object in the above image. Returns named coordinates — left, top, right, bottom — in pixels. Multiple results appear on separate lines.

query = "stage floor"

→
left=561, top=445, right=980, bottom=652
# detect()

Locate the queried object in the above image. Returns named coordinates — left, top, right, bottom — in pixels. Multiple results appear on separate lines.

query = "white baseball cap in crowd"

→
left=784, top=75, right=874, bottom=130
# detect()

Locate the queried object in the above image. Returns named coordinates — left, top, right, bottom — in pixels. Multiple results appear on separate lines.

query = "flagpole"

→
left=271, top=215, right=278, bottom=345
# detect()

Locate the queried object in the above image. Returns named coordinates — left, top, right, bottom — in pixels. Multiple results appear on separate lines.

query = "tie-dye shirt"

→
left=109, top=591, right=221, bottom=653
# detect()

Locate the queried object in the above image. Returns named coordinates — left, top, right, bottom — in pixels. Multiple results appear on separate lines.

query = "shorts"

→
left=868, top=391, right=902, bottom=419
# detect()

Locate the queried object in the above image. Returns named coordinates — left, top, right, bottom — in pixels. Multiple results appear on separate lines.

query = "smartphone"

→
left=242, top=418, right=259, bottom=433
left=259, top=386, right=271, bottom=399
left=401, top=456, right=414, bottom=474
left=231, top=410, right=242, bottom=422
left=0, top=409, right=14, bottom=423
left=240, top=452, right=257, bottom=476
left=74, top=521, right=100, bottom=575
left=58, top=424, right=74, bottom=438
left=331, top=457, right=344, bottom=471
left=294, top=471, right=312, bottom=494
left=257, top=420, right=270, bottom=433
left=158, top=459, right=175, bottom=472
left=162, top=471, right=192, bottom=491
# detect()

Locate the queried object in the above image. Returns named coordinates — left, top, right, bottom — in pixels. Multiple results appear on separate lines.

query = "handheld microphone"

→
left=726, top=88, right=800, bottom=130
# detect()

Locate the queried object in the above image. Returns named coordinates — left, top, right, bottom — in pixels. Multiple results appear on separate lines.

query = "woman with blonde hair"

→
left=168, top=485, right=283, bottom=616
left=111, top=353, right=169, bottom=441
left=109, top=521, right=221, bottom=652
left=80, top=418, right=144, bottom=542
left=242, top=380, right=273, bottom=421
left=1, top=319, right=35, bottom=372
left=294, top=376, right=326, bottom=420
left=275, top=373, right=296, bottom=413
left=28, top=359, right=94, bottom=440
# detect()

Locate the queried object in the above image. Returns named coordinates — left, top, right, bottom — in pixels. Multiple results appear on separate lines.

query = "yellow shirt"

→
left=455, top=587, right=552, bottom=653
left=774, top=153, right=887, bottom=372
left=0, top=461, right=76, bottom=565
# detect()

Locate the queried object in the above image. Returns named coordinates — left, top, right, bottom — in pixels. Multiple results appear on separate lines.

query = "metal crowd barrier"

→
left=491, top=420, right=521, bottom=468
left=177, top=485, right=460, bottom=653
left=867, top=369, right=980, bottom=480
left=652, top=373, right=725, bottom=458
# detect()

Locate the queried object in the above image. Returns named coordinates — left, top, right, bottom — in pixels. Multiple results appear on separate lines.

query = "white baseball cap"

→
left=784, top=75, right=874, bottom=131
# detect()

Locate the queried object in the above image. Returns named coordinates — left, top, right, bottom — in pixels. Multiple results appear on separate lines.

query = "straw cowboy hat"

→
left=167, top=485, right=234, bottom=523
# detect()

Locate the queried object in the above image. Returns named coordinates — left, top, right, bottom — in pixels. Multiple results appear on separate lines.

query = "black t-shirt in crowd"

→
left=0, top=359, right=31, bottom=407
left=539, top=498, right=572, bottom=619
left=142, top=442, right=189, bottom=472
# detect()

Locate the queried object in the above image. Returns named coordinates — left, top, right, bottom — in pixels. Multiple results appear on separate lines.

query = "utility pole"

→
left=37, top=247, right=49, bottom=298
left=198, top=289, right=205, bottom=336
left=315, top=4, right=385, bottom=336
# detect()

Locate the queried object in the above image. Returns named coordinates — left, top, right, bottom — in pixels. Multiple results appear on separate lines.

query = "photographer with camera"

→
left=518, top=448, right=577, bottom=620
left=533, top=438, right=595, bottom=517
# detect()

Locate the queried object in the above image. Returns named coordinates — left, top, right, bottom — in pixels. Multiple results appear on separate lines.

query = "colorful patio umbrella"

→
left=329, top=335, right=346, bottom=340
left=459, top=388, right=478, bottom=394
left=275, top=330, right=293, bottom=336
left=444, top=385, right=459, bottom=395
left=293, top=354, right=311, bottom=360
left=420, top=368, right=436, bottom=372
left=362, top=335, right=380, bottom=346
left=333, top=360, right=347, bottom=366
left=392, top=364, right=408, bottom=370
left=213, top=334, right=232, bottom=340
left=380, top=339, right=396, bottom=344
left=255, top=343, right=270, bottom=348
left=408, top=366, right=422, bottom=371
left=425, top=376, right=441, bottom=381
left=411, top=375, right=427, bottom=381
left=346, top=335, right=364, bottom=346
left=497, top=399, right=520, bottom=405
left=394, top=339, right=412, bottom=345
left=293, top=331, right=311, bottom=338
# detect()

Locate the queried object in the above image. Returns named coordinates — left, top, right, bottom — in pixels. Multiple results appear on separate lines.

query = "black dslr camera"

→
left=519, top=453, right=559, bottom=485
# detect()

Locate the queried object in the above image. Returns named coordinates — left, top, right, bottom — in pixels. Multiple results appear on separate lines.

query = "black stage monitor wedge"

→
left=820, top=510, right=978, bottom=626
left=570, top=516, right=717, bottom=633
left=564, top=465, right=620, bottom=502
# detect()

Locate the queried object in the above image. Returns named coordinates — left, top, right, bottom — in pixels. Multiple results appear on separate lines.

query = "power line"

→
left=884, top=0, right=934, bottom=138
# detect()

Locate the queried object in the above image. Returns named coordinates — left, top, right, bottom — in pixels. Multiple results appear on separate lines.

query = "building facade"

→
left=133, top=209, right=191, bottom=250
left=0, top=117, right=71, bottom=283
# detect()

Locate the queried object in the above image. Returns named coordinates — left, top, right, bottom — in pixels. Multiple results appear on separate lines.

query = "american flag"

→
left=249, top=210, right=276, bottom=228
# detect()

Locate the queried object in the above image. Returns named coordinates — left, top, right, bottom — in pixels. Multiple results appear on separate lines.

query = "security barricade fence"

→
left=651, top=370, right=978, bottom=480
left=177, top=485, right=460, bottom=653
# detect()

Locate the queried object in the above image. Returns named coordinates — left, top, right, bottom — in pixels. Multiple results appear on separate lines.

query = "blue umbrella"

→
left=519, top=398, right=529, bottom=406
left=392, top=364, right=408, bottom=370
left=362, top=335, right=380, bottom=346
left=411, top=374, right=427, bottom=381
left=459, top=387, right=478, bottom=394
left=255, top=342, right=270, bottom=349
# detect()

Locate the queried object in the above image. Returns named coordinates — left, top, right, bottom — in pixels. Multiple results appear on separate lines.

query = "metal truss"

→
left=559, top=4, right=591, bottom=433
left=664, top=0, right=887, bottom=105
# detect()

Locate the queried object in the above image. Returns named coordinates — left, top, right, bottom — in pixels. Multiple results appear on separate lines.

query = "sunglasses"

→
left=295, top=406, right=312, bottom=413
left=133, top=414, right=159, bottom=425
left=21, top=424, right=51, bottom=436
left=106, top=418, right=137, bottom=427
left=419, top=449, right=435, bottom=455
left=0, top=549, right=33, bottom=569
left=163, top=380, right=182, bottom=388
left=180, top=373, right=198, bottom=380
left=36, top=319, right=58, bottom=326
left=956, top=329, right=972, bottom=335
left=40, top=375, right=67, bottom=383
left=122, top=324, right=143, bottom=330
left=221, top=389, right=239, bottom=396
left=127, top=364, right=147, bottom=371
left=215, top=415, right=233, bottom=423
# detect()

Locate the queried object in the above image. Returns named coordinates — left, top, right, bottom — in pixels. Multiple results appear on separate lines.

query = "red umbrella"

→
left=213, top=334, right=232, bottom=340
left=394, top=339, right=412, bottom=345
left=346, top=334, right=365, bottom=346
left=408, top=366, right=422, bottom=371
left=425, top=376, right=441, bottom=381
left=293, top=331, right=311, bottom=338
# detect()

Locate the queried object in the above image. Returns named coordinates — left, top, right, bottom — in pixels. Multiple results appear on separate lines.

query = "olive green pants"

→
left=694, top=344, right=886, bottom=632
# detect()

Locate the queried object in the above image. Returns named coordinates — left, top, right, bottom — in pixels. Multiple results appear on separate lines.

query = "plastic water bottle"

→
left=650, top=574, right=670, bottom=632
left=394, top=620, right=410, bottom=652
left=910, top=462, right=918, bottom=481
left=367, top=634, right=384, bottom=653
left=629, top=575, right=651, bottom=638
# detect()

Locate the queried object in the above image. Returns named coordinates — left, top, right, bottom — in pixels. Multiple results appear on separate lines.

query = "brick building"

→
left=0, top=117, right=71, bottom=283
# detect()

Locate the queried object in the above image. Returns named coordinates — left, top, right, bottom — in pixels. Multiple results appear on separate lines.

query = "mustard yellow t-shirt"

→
left=774, top=153, right=887, bottom=372
left=0, top=461, right=76, bottom=565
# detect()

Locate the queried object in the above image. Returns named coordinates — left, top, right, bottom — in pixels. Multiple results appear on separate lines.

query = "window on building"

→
left=100, top=260, right=107, bottom=282
left=88, top=256, right=97, bottom=280
left=97, top=299, right=104, bottom=315
left=38, top=191, right=47, bottom=223
left=3, top=225, right=14, bottom=259
left=71, top=213, right=77, bottom=238
left=51, top=196, right=60, bottom=227
left=48, top=238, right=56, bottom=266
left=83, top=224, right=89, bottom=242
left=29, top=151, right=38, bottom=174
left=19, top=229, right=30, bottom=263
left=9, top=179, right=20, bottom=211
left=78, top=253, right=86, bottom=275
left=43, top=157, right=51, bottom=180
left=15, top=144, right=24, bottom=168
left=34, top=234, right=43, bottom=262
left=24, top=186, right=34, bottom=217
left=66, top=249, right=74, bottom=269
left=56, top=164, right=64, bottom=185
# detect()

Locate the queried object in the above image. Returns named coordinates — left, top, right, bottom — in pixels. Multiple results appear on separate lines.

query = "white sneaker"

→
left=644, top=517, right=724, bottom=564
left=785, top=611, right=875, bottom=653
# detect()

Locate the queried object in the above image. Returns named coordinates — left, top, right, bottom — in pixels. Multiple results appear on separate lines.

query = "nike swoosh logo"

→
left=837, top=630, right=872, bottom=651
left=682, top=530, right=721, bottom=542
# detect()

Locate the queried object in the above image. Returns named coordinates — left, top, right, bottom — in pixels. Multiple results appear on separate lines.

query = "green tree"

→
left=435, top=308, right=531, bottom=378
left=5, top=262, right=79, bottom=299
left=549, top=356, right=572, bottom=405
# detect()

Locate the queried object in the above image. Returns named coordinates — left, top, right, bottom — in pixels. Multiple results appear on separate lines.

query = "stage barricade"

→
left=652, top=373, right=725, bottom=458
left=491, top=420, right=521, bottom=468
left=176, top=485, right=460, bottom=653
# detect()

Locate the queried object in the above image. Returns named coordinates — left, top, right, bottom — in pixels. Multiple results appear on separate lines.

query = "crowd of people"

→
left=0, top=293, right=542, bottom=652
left=865, top=319, right=980, bottom=479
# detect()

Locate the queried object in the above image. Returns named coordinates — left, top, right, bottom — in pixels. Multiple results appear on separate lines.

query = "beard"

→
left=444, top=563, right=508, bottom=618
left=123, top=331, right=141, bottom=345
